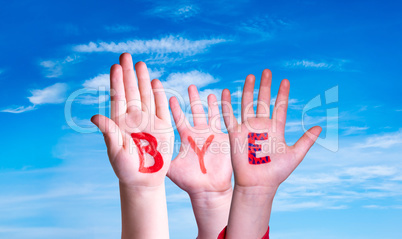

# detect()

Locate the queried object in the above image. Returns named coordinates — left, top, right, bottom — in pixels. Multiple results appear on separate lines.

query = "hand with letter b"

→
left=91, top=53, right=173, bottom=239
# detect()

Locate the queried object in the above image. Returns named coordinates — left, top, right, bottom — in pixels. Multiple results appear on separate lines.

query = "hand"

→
left=91, top=53, right=173, bottom=239
left=222, top=69, right=321, bottom=191
left=167, top=85, right=232, bottom=239
left=222, top=69, right=321, bottom=239
left=168, top=85, right=232, bottom=195
left=91, top=53, right=174, bottom=187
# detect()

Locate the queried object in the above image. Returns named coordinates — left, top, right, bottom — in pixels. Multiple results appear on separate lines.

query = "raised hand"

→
left=91, top=53, right=174, bottom=186
left=91, top=53, right=173, bottom=239
left=222, top=69, right=321, bottom=238
left=167, top=85, right=232, bottom=239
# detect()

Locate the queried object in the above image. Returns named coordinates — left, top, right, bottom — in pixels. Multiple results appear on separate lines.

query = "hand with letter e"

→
left=221, top=69, right=322, bottom=239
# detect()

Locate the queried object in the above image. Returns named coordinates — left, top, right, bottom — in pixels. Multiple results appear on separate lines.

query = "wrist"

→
left=119, top=181, right=166, bottom=195
left=233, top=185, right=277, bottom=206
left=189, top=188, right=233, bottom=239
left=189, top=187, right=233, bottom=210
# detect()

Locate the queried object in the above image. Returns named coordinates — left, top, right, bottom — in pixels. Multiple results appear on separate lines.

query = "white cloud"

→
left=2, top=83, right=68, bottom=113
left=239, top=15, right=290, bottom=38
left=150, top=4, right=199, bottom=20
left=343, top=166, right=397, bottom=180
left=354, top=130, right=402, bottom=149
left=163, top=70, right=218, bottom=92
left=285, top=60, right=331, bottom=69
left=284, top=59, right=349, bottom=71
left=73, top=36, right=226, bottom=56
left=40, top=55, right=79, bottom=78
left=83, top=74, right=110, bottom=91
left=28, top=83, right=68, bottom=105
left=162, top=70, right=220, bottom=106
left=1, top=105, right=36, bottom=113
left=342, top=126, right=369, bottom=136
left=40, top=60, right=62, bottom=78
left=76, top=95, right=109, bottom=105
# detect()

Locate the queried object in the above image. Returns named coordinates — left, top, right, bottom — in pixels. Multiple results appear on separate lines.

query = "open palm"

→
left=221, top=69, right=322, bottom=189
left=167, top=85, right=232, bottom=195
left=91, top=53, right=174, bottom=187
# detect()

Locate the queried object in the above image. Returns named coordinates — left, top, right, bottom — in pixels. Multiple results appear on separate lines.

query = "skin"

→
left=167, top=85, right=233, bottom=239
left=222, top=69, right=322, bottom=239
left=91, top=53, right=174, bottom=239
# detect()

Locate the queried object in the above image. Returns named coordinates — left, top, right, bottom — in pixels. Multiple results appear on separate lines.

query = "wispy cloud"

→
left=104, top=25, right=138, bottom=33
left=73, top=36, right=226, bottom=57
left=1, top=105, right=36, bottom=113
left=284, top=59, right=349, bottom=71
left=1, top=83, right=68, bottom=113
left=40, top=55, right=79, bottom=78
left=82, top=74, right=110, bottom=91
left=342, top=126, right=369, bottom=136
left=354, top=130, right=402, bottom=149
left=149, top=4, right=199, bottom=20
left=239, top=15, right=291, bottom=38
left=163, top=70, right=220, bottom=103
left=162, top=70, right=222, bottom=124
left=28, top=83, right=68, bottom=104
left=275, top=165, right=402, bottom=211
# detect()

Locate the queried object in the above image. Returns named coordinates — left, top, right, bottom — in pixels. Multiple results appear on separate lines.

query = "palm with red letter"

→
left=167, top=85, right=232, bottom=239
left=91, top=53, right=173, bottom=239
left=222, top=69, right=321, bottom=190
left=91, top=53, right=174, bottom=186
left=168, top=85, right=231, bottom=194
left=222, top=69, right=322, bottom=238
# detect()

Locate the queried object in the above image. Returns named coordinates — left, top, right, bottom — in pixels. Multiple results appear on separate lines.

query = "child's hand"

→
left=222, top=69, right=321, bottom=238
left=167, top=85, right=232, bottom=239
left=91, top=53, right=174, bottom=187
left=222, top=69, right=321, bottom=191
left=91, top=53, right=173, bottom=239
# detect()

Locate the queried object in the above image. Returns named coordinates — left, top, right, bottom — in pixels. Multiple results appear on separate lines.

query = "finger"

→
left=91, top=114, right=124, bottom=157
left=169, top=97, right=190, bottom=136
left=151, top=79, right=171, bottom=122
left=272, top=79, right=290, bottom=133
left=241, top=74, right=256, bottom=122
left=119, top=53, right=141, bottom=111
left=110, top=64, right=126, bottom=120
left=188, top=85, right=207, bottom=126
left=135, top=61, right=155, bottom=114
left=256, top=69, right=272, bottom=118
left=292, top=126, right=322, bottom=164
left=221, top=89, right=238, bottom=132
left=208, top=94, right=221, bottom=131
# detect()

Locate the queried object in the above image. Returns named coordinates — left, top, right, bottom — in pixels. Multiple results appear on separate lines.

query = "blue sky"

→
left=1, top=0, right=402, bottom=238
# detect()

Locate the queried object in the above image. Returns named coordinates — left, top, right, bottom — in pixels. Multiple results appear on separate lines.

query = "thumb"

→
left=91, top=114, right=124, bottom=155
left=292, top=126, right=322, bottom=163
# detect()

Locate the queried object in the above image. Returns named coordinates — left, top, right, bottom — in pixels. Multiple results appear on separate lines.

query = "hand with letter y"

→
left=168, top=85, right=233, bottom=239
